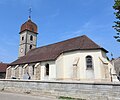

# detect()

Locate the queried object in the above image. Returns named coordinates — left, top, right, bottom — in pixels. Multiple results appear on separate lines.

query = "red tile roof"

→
left=0, top=63, right=8, bottom=72
left=20, top=19, right=38, bottom=33
left=10, top=35, right=108, bottom=65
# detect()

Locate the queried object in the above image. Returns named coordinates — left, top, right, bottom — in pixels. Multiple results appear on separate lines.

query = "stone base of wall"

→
left=0, top=79, right=120, bottom=100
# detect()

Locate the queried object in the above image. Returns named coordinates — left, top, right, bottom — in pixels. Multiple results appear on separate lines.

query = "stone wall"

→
left=0, top=80, right=120, bottom=100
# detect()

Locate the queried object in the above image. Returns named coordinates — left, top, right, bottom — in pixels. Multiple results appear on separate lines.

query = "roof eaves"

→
left=19, top=30, right=38, bottom=34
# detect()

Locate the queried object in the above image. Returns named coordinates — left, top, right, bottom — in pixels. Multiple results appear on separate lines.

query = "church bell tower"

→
left=18, top=17, right=38, bottom=58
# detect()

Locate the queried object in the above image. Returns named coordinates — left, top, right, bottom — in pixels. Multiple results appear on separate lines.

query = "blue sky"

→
left=0, top=0, right=119, bottom=63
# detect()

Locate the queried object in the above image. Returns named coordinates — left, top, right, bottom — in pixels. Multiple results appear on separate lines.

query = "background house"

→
left=111, top=57, right=120, bottom=77
left=0, top=63, right=8, bottom=79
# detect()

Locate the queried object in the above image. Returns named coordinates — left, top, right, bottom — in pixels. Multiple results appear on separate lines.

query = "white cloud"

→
left=49, top=9, right=60, bottom=18
left=50, top=12, right=59, bottom=18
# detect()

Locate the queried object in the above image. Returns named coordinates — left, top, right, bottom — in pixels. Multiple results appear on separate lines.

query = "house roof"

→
left=0, top=63, right=8, bottom=72
left=10, top=35, right=108, bottom=65
left=20, top=19, right=38, bottom=34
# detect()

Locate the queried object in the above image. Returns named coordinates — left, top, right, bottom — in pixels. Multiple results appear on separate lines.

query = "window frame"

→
left=22, top=36, right=24, bottom=41
left=86, top=55, right=93, bottom=70
left=45, top=63, right=49, bottom=76
left=30, top=45, right=32, bottom=49
left=32, top=65, right=35, bottom=75
left=30, top=35, right=33, bottom=41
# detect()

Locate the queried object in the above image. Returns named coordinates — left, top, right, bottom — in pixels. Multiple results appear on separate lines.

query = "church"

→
left=6, top=18, right=117, bottom=82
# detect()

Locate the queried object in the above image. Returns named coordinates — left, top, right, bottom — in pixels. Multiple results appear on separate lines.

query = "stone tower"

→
left=18, top=18, right=38, bottom=57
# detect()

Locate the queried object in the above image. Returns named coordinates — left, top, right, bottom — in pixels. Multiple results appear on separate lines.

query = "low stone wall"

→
left=0, top=80, right=120, bottom=100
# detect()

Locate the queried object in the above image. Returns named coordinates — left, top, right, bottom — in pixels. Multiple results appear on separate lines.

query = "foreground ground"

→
left=0, top=92, right=58, bottom=100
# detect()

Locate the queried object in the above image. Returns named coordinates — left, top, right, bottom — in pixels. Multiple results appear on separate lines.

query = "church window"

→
left=86, top=55, right=93, bottom=69
left=32, top=65, right=35, bottom=75
left=30, top=45, right=32, bottom=49
left=22, top=36, right=24, bottom=41
left=45, top=64, right=49, bottom=76
left=30, top=35, right=33, bottom=41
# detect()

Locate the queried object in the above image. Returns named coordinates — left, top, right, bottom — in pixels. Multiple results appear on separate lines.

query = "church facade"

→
left=6, top=19, right=116, bottom=82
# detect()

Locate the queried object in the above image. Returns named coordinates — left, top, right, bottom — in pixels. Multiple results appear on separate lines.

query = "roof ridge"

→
left=34, top=35, right=87, bottom=50
left=27, top=35, right=105, bottom=54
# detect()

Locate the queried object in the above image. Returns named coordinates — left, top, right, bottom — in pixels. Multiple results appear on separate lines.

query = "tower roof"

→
left=20, top=19, right=38, bottom=33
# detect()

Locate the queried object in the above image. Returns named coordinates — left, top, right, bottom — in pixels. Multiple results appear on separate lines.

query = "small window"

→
left=32, top=65, right=35, bottom=75
left=30, top=35, right=33, bottom=41
left=22, top=36, right=24, bottom=41
left=30, top=45, right=32, bottom=49
left=119, top=72, right=120, bottom=76
left=86, top=55, right=93, bottom=69
left=45, top=64, right=49, bottom=76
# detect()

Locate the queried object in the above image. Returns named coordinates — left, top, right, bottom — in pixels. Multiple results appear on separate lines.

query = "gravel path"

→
left=0, top=92, right=58, bottom=100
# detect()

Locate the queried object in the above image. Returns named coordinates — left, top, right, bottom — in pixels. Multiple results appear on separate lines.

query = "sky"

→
left=0, top=0, right=119, bottom=63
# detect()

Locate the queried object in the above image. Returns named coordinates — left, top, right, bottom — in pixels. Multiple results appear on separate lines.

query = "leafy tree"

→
left=113, top=0, right=120, bottom=42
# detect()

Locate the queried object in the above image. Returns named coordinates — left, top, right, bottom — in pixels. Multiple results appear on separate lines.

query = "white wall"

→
left=41, top=61, right=56, bottom=80
left=55, top=54, right=64, bottom=79
left=63, top=51, right=80, bottom=80
left=27, top=31, right=37, bottom=46
left=55, top=49, right=112, bottom=82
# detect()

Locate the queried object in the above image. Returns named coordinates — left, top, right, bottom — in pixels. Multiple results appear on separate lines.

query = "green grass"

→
left=58, top=96, right=86, bottom=100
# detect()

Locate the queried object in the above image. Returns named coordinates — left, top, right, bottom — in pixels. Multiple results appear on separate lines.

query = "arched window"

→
left=30, top=45, right=32, bottom=49
left=45, top=64, right=49, bottom=76
left=22, top=36, right=24, bottom=41
left=30, top=35, right=33, bottom=41
left=32, top=65, right=35, bottom=75
left=86, top=55, right=93, bottom=69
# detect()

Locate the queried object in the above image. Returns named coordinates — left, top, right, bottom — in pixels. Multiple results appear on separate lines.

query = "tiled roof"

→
left=20, top=19, right=38, bottom=33
left=0, top=63, right=8, bottom=72
left=10, top=35, right=108, bottom=65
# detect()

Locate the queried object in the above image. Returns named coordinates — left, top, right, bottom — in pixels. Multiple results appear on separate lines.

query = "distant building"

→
left=111, top=57, right=120, bottom=77
left=6, top=18, right=117, bottom=82
left=0, top=63, right=8, bottom=79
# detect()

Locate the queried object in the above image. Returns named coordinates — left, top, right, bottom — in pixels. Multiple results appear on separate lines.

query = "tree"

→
left=113, top=0, right=120, bottom=42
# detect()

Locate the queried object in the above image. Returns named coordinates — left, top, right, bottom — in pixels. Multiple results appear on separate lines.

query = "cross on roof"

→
left=28, top=8, right=32, bottom=19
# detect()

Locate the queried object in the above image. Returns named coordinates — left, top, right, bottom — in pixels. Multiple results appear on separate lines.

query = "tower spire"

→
left=28, top=8, right=32, bottom=20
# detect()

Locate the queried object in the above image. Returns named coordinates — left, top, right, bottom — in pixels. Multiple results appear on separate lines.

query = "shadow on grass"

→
left=58, top=96, right=86, bottom=100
